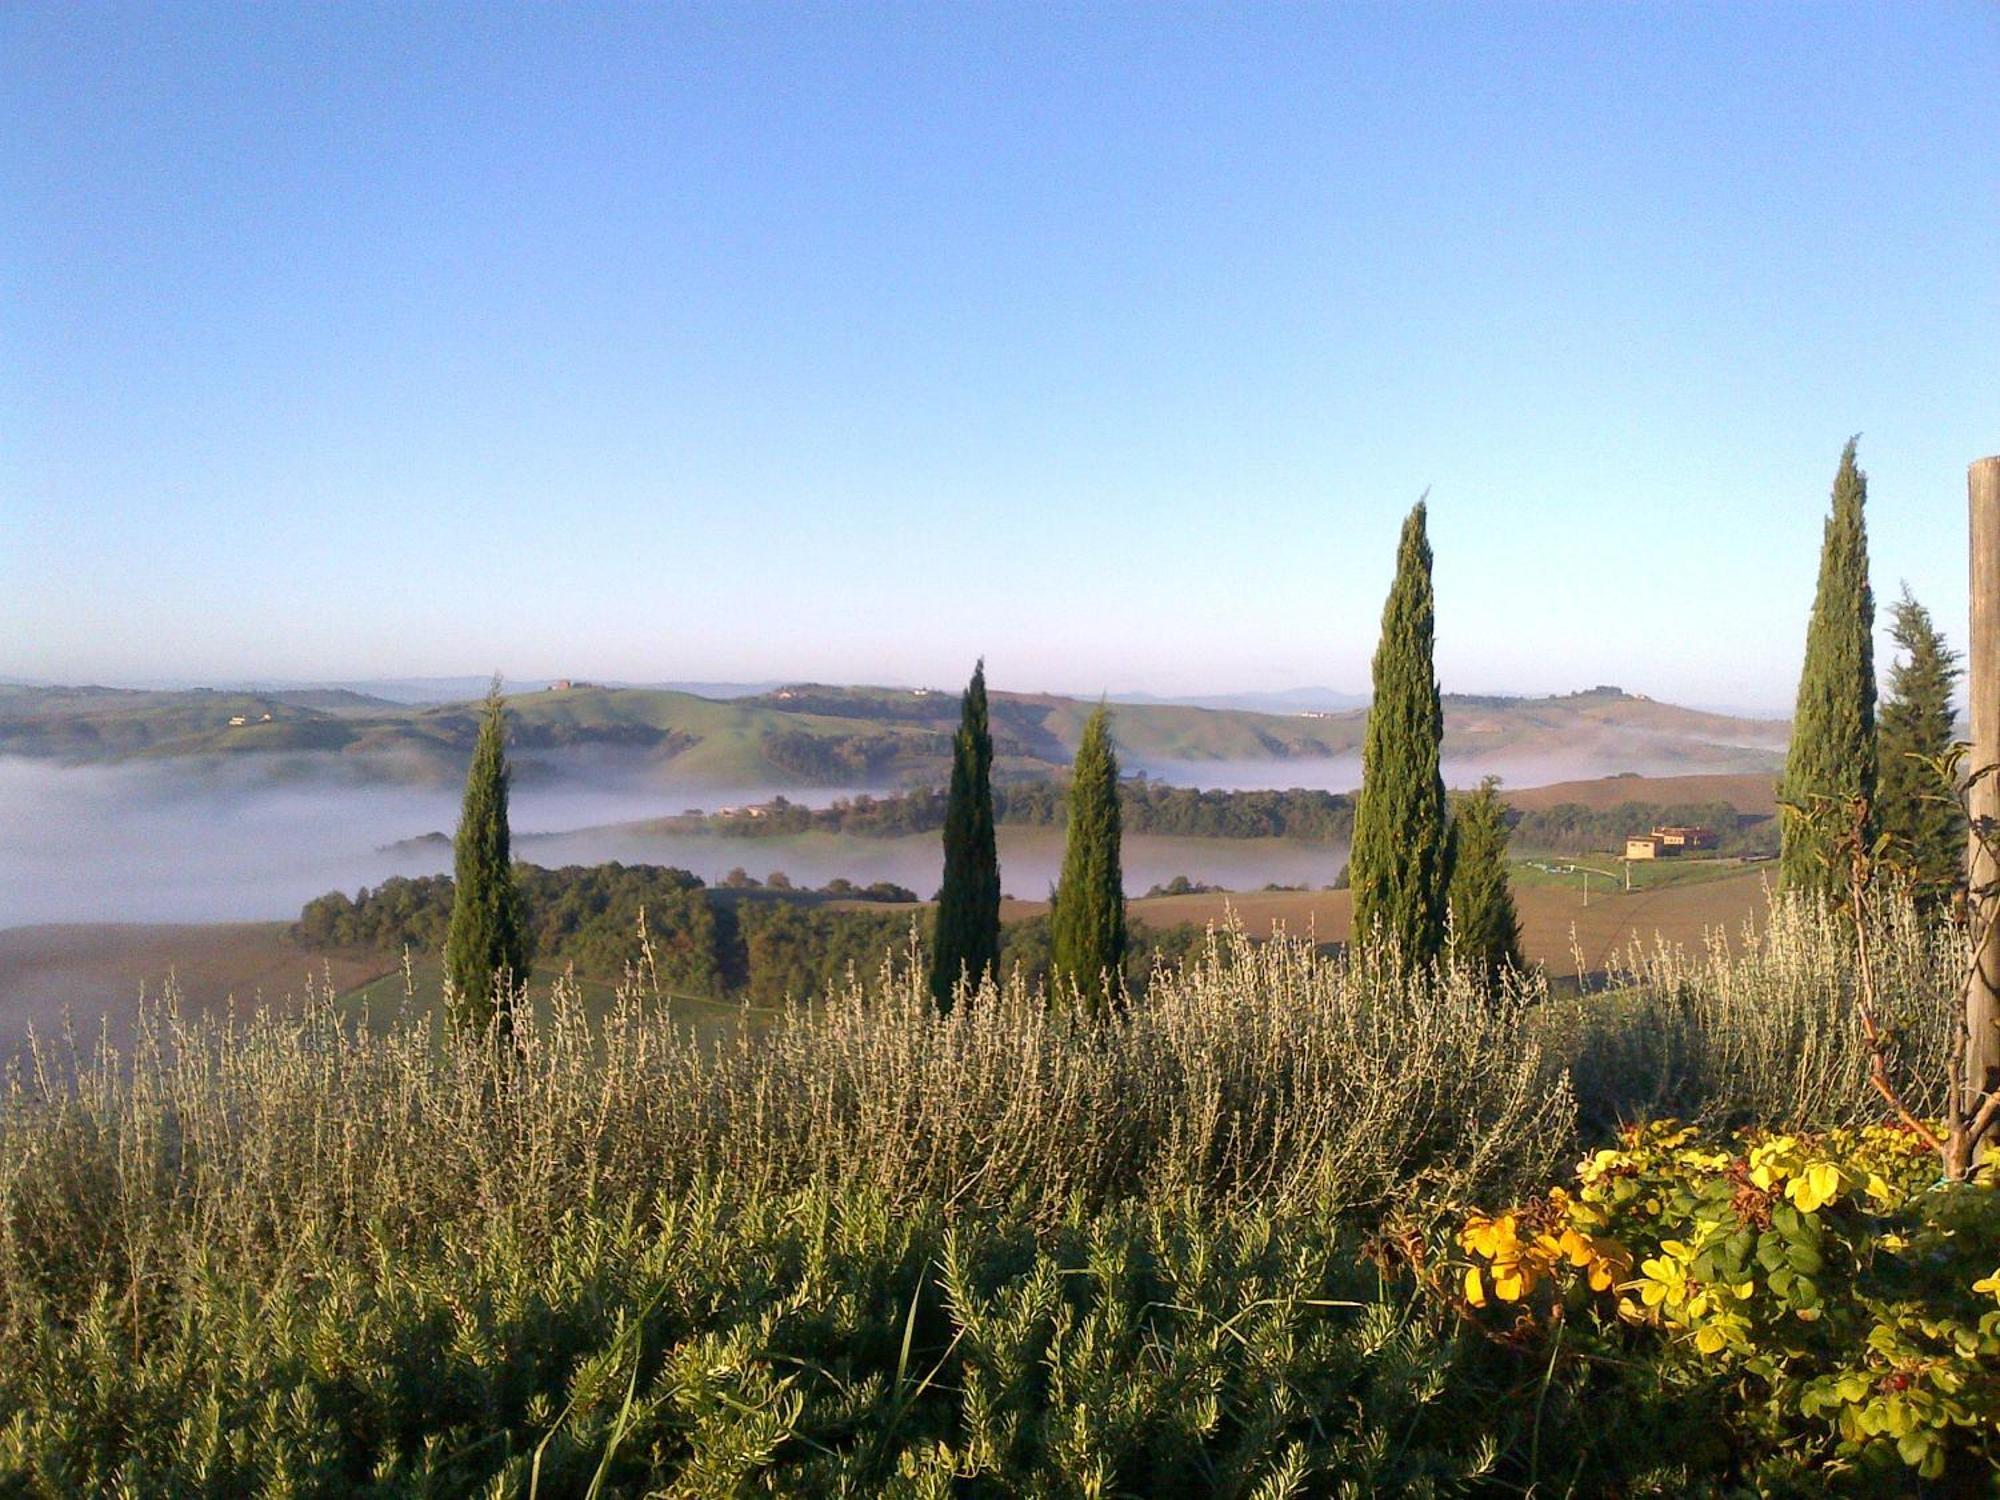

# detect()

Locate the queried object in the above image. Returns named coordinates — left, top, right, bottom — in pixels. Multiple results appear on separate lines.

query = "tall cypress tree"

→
left=929, top=660, right=1001, bottom=1009
left=1350, top=500, right=1452, bottom=965
left=444, top=683, right=530, bottom=1033
left=1049, top=705, right=1126, bottom=1012
left=1447, top=776, right=1524, bottom=982
left=1877, top=587, right=1963, bottom=904
left=1780, top=438, right=1877, bottom=895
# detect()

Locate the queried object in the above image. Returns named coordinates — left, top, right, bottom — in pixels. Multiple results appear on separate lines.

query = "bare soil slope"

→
left=1008, top=864, right=1771, bottom=980
left=0, top=923, right=397, bottom=1052
left=1503, top=772, right=1778, bottom=817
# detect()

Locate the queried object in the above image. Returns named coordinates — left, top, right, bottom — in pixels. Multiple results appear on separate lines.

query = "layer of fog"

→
left=1, top=733, right=1777, bottom=931
left=0, top=756, right=869, bottom=928
left=0, top=753, right=1358, bottom=931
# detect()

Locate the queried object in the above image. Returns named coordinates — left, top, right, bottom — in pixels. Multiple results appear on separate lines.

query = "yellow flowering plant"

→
left=1456, top=1121, right=2000, bottom=1482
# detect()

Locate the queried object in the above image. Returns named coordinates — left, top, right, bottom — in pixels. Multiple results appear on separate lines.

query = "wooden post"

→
left=1965, top=455, right=2000, bottom=1151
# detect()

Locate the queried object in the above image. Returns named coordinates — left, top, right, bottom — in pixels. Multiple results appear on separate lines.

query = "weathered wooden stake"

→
left=1964, top=455, right=2000, bottom=1153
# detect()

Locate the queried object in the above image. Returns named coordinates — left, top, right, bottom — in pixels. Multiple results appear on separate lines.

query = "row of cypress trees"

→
left=438, top=658, right=1136, bottom=1027
left=438, top=502, right=1528, bottom=1030
left=446, top=440, right=1951, bottom=1028
left=928, top=663, right=1127, bottom=1013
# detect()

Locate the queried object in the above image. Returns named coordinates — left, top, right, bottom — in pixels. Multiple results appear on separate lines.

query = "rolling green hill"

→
left=0, top=681, right=1787, bottom=789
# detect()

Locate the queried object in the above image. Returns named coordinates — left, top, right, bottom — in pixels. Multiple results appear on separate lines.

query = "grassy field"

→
left=3, top=892, right=1981, bottom=1494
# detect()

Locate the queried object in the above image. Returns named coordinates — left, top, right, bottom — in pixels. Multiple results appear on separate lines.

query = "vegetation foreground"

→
left=2, top=895, right=1994, bottom=1497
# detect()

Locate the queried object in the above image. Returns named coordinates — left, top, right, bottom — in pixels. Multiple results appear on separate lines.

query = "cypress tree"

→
left=1447, top=776, right=1524, bottom=982
left=444, top=683, right=530, bottom=1033
left=1350, top=500, right=1453, bottom=965
left=1780, top=438, right=1877, bottom=895
left=1877, top=586, right=1963, bottom=904
left=928, top=660, right=1001, bottom=1009
left=1049, top=705, right=1126, bottom=1012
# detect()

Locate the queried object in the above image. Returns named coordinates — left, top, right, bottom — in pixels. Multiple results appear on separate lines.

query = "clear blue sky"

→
left=3, top=3, right=1994, bottom=709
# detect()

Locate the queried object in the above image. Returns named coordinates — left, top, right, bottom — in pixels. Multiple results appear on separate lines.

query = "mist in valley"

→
left=0, top=735, right=1774, bottom=932
left=0, top=756, right=868, bottom=928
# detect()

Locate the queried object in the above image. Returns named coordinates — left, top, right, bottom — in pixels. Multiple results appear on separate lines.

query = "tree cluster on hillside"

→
left=760, top=727, right=949, bottom=784
left=299, top=866, right=911, bottom=1007
left=296, top=860, right=1207, bottom=1009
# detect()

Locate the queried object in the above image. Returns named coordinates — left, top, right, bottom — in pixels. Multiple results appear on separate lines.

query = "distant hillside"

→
left=1503, top=772, right=1779, bottom=819
left=0, top=681, right=1787, bottom=790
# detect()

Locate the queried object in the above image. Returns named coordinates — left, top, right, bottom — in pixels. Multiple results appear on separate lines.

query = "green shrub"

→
left=1456, top=1120, right=2000, bottom=1490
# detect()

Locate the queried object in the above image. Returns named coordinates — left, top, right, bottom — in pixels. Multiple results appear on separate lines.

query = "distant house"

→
left=1297, top=710, right=1333, bottom=719
left=547, top=679, right=574, bottom=691
left=227, top=715, right=248, bottom=727
left=1625, top=825, right=1719, bottom=861
left=1654, top=825, right=1718, bottom=852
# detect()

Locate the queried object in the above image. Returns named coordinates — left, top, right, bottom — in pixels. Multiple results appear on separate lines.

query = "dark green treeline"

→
left=1350, top=501, right=1453, bottom=965
left=1780, top=439, right=1877, bottom=895
left=928, top=660, right=1002, bottom=1009
left=443, top=684, right=531, bottom=1032
left=1049, top=705, right=1127, bottom=1012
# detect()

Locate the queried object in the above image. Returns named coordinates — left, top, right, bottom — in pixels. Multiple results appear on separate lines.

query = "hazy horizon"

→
left=2, top=670, right=1796, bottom=719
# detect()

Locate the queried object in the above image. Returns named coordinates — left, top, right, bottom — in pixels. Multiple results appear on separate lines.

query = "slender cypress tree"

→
left=929, top=660, right=1001, bottom=1009
left=1447, top=777, right=1524, bottom=982
left=1049, top=705, right=1126, bottom=1012
left=1350, top=500, right=1453, bottom=965
left=1780, top=438, right=1877, bottom=895
left=1877, top=587, right=1963, bottom=905
left=444, top=683, right=529, bottom=1033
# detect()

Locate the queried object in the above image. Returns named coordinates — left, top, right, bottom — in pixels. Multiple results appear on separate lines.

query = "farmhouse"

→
left=1625, top=825, right=1720, bottom=860
left=1655, top=825, right=1718, bottom=851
